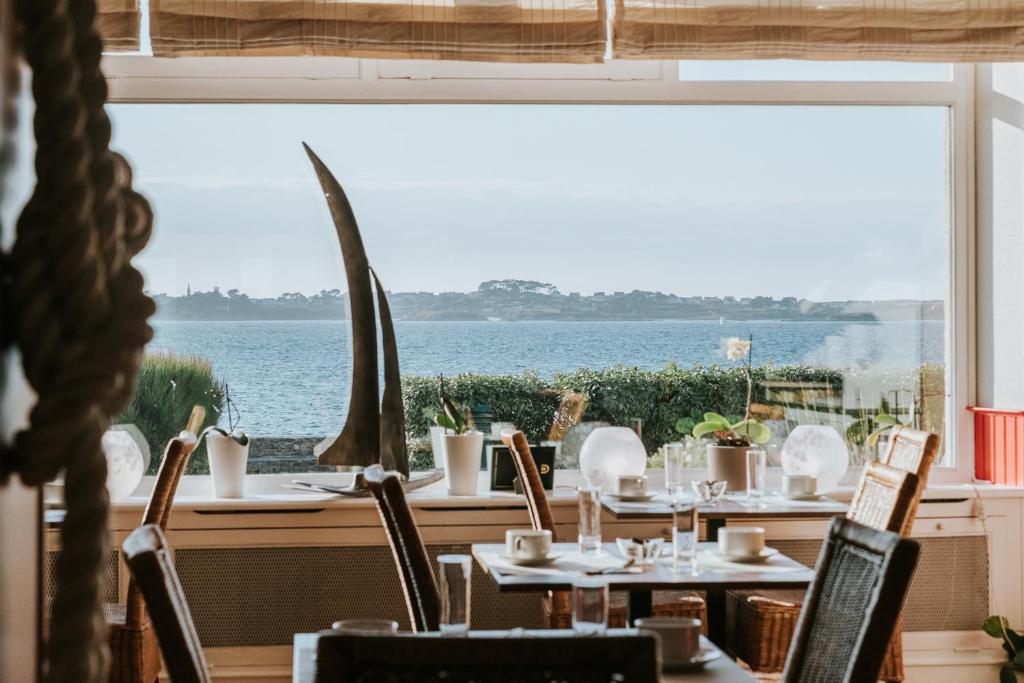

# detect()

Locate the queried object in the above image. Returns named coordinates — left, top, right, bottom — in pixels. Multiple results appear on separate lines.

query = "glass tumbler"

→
left=437, top=554, right=472, bottom=634
left=672, top=502, right=699, bottom=574
left=572, top=577, right=609, bottom=634
left=577, top=485, right=602, bottom=554
left=664, top=442, right=686, bottom=495
left=746, top=448, right=767, bottom=508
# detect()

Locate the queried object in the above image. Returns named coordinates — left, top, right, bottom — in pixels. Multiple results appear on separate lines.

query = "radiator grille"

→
left=44, top=550, right=120, bottom=620
left=767, top=534, right=989, bottom=632
left=175, top=543, right=544, bottom=648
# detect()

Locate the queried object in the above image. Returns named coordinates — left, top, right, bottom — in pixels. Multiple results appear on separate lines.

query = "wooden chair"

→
left=121, top=525, right=211, bottom=683
left=781, top=518, right=920, bottom=683
left=501, top=430, right=706, bottom=630
left=727, top=427, right=939, bottom=681
left=109, top=412, right=203, bottom=683
left=315, top=632, right=659, bottom=683
left=364, top=466, right=441, bottom=632
left=547, top=391, right=589, bottom=442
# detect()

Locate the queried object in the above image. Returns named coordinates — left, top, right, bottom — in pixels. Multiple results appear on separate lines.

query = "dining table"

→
left=471, top=541, right=815, bottom=647
left=292, top=630, right=758, bottom=682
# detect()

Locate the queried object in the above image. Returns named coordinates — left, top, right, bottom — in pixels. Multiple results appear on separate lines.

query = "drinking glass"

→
left=664, top=442, right=686, bottom=495
left=746, top=448, right=767, bottom=508
left=437, top=555, right=472, bottom=634
left=331, top=619, right=399, bottom=634
left=577, top=485, right=602, bottom=554
left=672, top=503, right=699, bottom=574
left=572, top=577, right=609, bottom=634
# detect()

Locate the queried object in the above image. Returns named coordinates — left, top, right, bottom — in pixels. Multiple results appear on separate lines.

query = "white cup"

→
left=636, top=617, right=702, bottom=666
left=617, top=474, right=647, bottom=497
left=505, top=529, right=552, bottom=560
left=783, top=475, right=817, bottom=497
left=718, top=526, right=766, bottom=557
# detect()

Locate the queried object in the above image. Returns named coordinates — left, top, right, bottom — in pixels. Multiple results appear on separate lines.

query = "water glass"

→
left=672, top=503, right=699, bottom=574
left=664, top=442, right=686, bottom=494
left=577, top=485, right=602, bottom=554
left=572, top=577, right=609, bottom=634
left=437, top=555, right=472, bottom=634
left=746, top=448, right=767, bottom=508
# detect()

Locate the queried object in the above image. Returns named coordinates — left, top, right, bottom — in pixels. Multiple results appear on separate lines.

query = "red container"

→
left=969, top=406, right=1024, bottom=486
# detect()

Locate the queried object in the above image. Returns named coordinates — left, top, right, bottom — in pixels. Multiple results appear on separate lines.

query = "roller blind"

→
left=149, top=0, right=607, bottom=63
left=99, top=0, right=141, bottom=52
left=613, top=0, right=1024, bottom=62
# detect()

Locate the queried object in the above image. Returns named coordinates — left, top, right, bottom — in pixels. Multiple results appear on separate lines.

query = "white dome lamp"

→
left=780, top=425, right=849, bottom=494
left=103, top=425, right=151, bottom=500
left=579, top=426, right=648, bottom=492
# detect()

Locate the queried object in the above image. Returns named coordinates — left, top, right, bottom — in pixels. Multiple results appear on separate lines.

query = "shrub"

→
left=404, top=365, right=843, bottom=456
left=115, top=352, right=224, bottom=474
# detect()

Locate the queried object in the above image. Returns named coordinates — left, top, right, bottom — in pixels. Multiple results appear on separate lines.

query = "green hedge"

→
left=115, top=352, right=224, bottom=474
left=403, top=364, right=843, bottom=455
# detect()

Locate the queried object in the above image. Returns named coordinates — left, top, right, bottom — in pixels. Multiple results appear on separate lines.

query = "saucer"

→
left=607, top=492, right=657, bottom=502
left=663, top=647, right=722, bottom=672
left=713, top=547, right=779, bottom=564
left=501, top=553, right=561, bottom=567
left=780, top=491, right=824, bottom=501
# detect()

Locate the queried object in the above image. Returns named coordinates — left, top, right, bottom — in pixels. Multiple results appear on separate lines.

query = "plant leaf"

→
left=692, top=421, right=723, bottom=439
left=866, top=425, right=893, bottom=449
left=434, top=412, right=458, bottom=433
left=1001, top=663, right=1018, bottom=683
left=875, top=414, right=901, bottom=426
left=674, top=418, right=692, bottom=434
left=731, top=419, right=772, bottom=445
left=985, top=616, right=1011, bottom=640
left=703, top=412, right=731, bottom=428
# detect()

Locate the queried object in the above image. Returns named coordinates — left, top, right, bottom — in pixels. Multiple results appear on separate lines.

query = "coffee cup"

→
left=506, top=529, right=552, bottom=561
left=783, top=475, right=817, bottom=497
left=617, top=474, right=648, bottom=497
left=718, top=526, right=766, bottom=557
left=635, top=617, right=701, bottom=666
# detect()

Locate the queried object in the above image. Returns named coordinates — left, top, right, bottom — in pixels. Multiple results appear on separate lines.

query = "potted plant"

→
left=434, top=376, right=483, bottom=496
left=680, top=336, right=772, bottom=491
left=984, top=616, right=1024, bottom=682
left=202, top=385, right=251, bottom=498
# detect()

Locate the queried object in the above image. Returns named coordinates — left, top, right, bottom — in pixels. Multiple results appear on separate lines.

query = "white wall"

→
left=976, top=64, right=1024, bottom=409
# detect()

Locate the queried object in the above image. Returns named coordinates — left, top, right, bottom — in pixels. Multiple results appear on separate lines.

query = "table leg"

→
left=705, top=589, right=727, bottom=648
left=627, top=590, right=653, bottom=626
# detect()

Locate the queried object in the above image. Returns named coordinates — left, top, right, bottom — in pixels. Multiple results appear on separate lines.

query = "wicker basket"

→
left=543, top=591, right=708, bottom=633
left=726, top=590, right=903, bottom=681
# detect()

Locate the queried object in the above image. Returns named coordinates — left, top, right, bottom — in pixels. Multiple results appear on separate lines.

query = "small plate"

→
left=781, top=492, right=824, bottom=501
left=663, top=647, right=722, bottom=672
left=607, top=492, right=657, bottom=502
left=713, top=547, right=780, bottom=564
left=500, top=553, right=561, bottom=567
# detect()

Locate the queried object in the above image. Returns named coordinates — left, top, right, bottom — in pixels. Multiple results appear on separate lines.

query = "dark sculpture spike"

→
left=303, top=143, right=380, bottom=467
left=372, top=267, right=409, bottom=477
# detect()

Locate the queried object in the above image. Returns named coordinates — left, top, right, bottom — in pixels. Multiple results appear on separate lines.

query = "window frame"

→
left=102, top=57, right=976, bottom=483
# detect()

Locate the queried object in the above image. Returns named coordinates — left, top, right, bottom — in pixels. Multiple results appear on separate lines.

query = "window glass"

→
left=110, top=103, right=949, bottom=474
left=679, top=60, right=950, bottom=82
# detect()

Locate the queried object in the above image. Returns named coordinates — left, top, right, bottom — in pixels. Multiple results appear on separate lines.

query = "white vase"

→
left=443, top=432, right=483, bottom=496
left=207, top=432, right=250, bottom=498
left=578, top=426, right=647, bottom=491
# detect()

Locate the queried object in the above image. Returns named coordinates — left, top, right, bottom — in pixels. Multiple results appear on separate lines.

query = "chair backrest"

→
left=315, top=632, right=659, bottom=682
left=502, top=430, right=558, bottom=540
left=125, top=432, right=199, bottom=627
left=879, top=426, right=941, bottom=535
left=364, top=467, right=441, bottom=632
left=122, top=525, right=211, bottom=683
left=548, top=392, right=589, bottom=441
left=782, top=518, right=920, bottom=683
left=846, top=463, right=920, bottom=534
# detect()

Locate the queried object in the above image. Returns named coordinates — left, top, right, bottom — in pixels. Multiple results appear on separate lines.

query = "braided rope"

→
left=5, top=0, right=155, bottom=680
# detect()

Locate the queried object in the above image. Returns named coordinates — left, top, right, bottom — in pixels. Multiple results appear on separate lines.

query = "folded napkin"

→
left=479, top=551, right=625, bottom=577
left=694, top=550, right=805, bottom=574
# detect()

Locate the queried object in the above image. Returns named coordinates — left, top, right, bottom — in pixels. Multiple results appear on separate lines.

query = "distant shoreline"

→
left=151, top=317, right=943, bottom=324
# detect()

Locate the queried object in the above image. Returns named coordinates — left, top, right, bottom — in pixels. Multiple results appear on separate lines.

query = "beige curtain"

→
left=614, top=0, right=1024, bottom=61
left=99, top=0, right=141, bottom=52
left=150, top=0, right=606, bottom=62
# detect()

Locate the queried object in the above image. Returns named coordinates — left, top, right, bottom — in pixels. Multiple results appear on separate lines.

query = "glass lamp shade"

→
left=102, top=427, right=148, bottom=500
left=579, top=426, right=648, bottom=491
left=780, top=425, right=849, bottom=494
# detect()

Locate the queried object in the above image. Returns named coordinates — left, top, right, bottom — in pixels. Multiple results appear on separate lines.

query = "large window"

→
left=107, top=61, right=967, bottom=478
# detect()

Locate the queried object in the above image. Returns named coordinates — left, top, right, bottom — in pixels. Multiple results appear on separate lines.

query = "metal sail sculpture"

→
left=303, top=143, right=423, bottom=484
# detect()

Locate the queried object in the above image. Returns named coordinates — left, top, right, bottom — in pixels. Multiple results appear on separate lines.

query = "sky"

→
left=109, top=101, right=950, bottom=301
